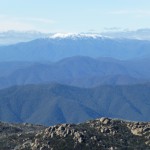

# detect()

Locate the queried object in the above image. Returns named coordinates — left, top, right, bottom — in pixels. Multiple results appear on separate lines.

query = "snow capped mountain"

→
left=49, top=33, right=105, bottom=39
left=1, top=28, right=150, bottom=45
left=48, top=29, right=150, bottom=40
left=0, top=31, right=108, bottom=45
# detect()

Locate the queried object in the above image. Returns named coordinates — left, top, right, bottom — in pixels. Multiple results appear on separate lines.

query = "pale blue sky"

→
left=0, top=0, right=150, bottom=32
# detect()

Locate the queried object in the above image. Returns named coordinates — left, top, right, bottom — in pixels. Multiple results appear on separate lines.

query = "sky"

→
left=0, top=0, right=150, bottom=33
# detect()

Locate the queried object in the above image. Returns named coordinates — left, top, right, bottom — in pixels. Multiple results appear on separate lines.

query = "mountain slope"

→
left=0, top=83, right=150, bottom=125
left=0, top=84, right=102, bottom=125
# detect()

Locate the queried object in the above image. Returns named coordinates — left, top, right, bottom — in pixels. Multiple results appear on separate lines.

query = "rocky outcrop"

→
left=1, top=118, right=150, bottom=149
left=0, top=122, right=45, bottom=150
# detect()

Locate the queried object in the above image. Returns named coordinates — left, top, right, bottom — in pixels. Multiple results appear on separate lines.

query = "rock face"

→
left=1, top=118, right=150, bottom=149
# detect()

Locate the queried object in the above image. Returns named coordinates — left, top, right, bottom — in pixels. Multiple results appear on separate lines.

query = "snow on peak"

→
left=49, top=33, right=104, bottom=39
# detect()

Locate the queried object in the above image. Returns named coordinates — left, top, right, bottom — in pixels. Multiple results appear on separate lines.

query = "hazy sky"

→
left=0, top=0, right=150, bottom=32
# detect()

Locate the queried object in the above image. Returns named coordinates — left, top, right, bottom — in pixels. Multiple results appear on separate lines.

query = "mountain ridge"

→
left=1, top=37, right=150, bottom=62
left=0, top=56, right=149, bottom=89
left=0, top=83, right=150, bottom=125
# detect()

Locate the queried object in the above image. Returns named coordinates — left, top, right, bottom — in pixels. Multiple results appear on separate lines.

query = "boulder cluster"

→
left=20, top=117, right=150, bottom=150
left=1, top=118, right=150, bottom=150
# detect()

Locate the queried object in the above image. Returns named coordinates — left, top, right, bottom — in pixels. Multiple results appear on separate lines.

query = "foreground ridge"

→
left=1, top=117, right=150, bottom=150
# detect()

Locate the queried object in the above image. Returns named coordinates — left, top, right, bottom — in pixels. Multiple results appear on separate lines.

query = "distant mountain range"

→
left=0, top=56, right=149, bottom=89
left=1, top=33, right=150, bottom=61
left=1, top=29, right=150, bottom=45
left=0, top=31, right=150, bottom=128
left=0, top=83, right=150, bottom=125
left=0, top=56, right=150, bottom=88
